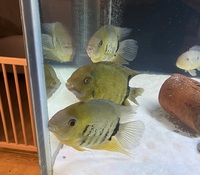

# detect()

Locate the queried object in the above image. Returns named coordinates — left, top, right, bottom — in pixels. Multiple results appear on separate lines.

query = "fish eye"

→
left=98, top=40, right=103, bottom=47
left=186, top=57, right=189, bottom=61
left=68, top=119, right=76, bottom=127
left=84, top=77, right=91, bottom=84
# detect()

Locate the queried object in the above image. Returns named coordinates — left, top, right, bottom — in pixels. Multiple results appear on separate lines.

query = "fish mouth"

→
left=86, top=47, right=92, bottom=56
left=66, top=81, right=75, bottom=90
left=65, top=81, right=85, bottom=99
left=48, top=122, right=67, bottom=140
left=48, top=121, right=57, bottom=133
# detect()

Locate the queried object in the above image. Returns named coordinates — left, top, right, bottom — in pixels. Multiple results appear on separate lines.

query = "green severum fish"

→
left=44, top=64, right=61, bottom=99
left=48, top=99, right=144, bottom=155
left=42, top=22, right=74, bottom=62
left=86, top=25, right=138, bottom=64
left=66, top=62, right=144, bottom=105
left=176, top=45, right=200, bottom=76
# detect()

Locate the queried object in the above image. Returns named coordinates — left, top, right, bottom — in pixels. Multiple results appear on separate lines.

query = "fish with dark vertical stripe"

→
left=48, top=99, right=144, bottom=156
left=66, top=61, right=144, bottom=106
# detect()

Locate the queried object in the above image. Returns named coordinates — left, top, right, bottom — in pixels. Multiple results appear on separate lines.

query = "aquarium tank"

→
left=19, top=0, right=200, bottom=175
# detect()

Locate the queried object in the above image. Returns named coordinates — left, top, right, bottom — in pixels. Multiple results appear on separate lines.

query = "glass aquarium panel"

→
left=22, top=0, right=200, bottom=174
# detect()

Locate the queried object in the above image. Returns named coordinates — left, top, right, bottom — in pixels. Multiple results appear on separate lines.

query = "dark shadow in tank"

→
left=123, top=0, right=200, bottom=75
left=149, top=106, right=199, bottom=138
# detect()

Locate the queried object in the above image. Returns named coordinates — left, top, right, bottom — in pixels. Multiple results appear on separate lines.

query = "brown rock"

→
left=159, top=73, right=200, bottom=134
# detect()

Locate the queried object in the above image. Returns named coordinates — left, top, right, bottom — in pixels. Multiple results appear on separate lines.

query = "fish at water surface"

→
left=86, top=25, right=138, bottom=64
left=176, top=45, right=200, bottom=76
left=48, top=99, right=144, bottom=155
left=66, top=61, right=144, bottom=105
left=42, top=22, right=74, bottom=63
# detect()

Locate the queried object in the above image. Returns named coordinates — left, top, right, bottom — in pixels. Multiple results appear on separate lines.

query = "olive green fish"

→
left=86, top=25, right=138, bottom=64
left=44, top=64, right=61, bottom=99
left=48, top=99, right=144, bottom=155
left=42, top=22, right=74, bottom=62
left=66, top=61, right=144, bottom=105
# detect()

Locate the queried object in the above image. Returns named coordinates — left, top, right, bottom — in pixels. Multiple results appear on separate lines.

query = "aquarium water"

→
left=24, top=0, right=200, bottom=174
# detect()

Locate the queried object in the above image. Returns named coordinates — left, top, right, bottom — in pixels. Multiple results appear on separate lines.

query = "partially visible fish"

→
left=48, top=99, right=144, bottom=155
left=42, top=22, right=74, bottom=62
left=86, top=25, right=138, bottom=64
left=44, top=64, right=61, bottom=99
left=66, top=61, right=144, bottom=105
left=176, top=45, right=200, bottom=76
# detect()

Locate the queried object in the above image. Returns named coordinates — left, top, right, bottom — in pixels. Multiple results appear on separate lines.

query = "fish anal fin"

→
left=115, top=121, right=144, bottom=150
left=128, top=87, right=144, bottom=105
left=90, top=137, right=130, bottom=156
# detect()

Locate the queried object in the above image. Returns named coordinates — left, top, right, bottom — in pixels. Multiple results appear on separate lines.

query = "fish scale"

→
left=99, top=77, right=128, bottom=105
left=80, top=119, right=118, bottom=147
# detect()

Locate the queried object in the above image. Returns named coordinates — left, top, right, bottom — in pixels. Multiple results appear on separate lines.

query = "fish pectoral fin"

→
left=117, top=39, right=138, bottom=62
left=128, top=87, right=144, bottom=105
left=115, top=121, right=144, bottom=150
left=90, top=137, right=130, bottom=156
left=188, top=70, right=197, bottom=76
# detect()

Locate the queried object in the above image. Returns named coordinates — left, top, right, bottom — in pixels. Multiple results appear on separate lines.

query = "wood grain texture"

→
left=0, top=149, right=40, bottom=175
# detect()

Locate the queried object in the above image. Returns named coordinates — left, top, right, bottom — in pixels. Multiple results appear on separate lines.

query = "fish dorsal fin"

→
left=114, top=63, right=139, bottom=77
left=42, top=34, right=54, bottom=49
left=115, top=121, right=144, bottom=150
left=188, top=69, right=197, bottom=76
left=98, top=62, right=139, bottom=77
left=112, top=56, right=129, bottom=64
left=113, top=26, right=132, bottom=41
left=117, top=39, right=138, bottom=62
left=128, top=87, right=144, bottom=105
left=189, top=45, right=200, bottom=51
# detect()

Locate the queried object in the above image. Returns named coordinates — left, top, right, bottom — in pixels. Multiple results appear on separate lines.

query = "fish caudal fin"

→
left=128, top=87, right=144, bottom=105
left=115, top=121, right=144, bottom=150
left=117, top=39, right=138, bottom=63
